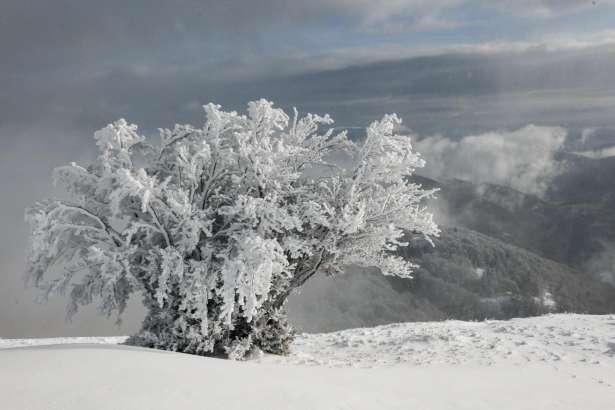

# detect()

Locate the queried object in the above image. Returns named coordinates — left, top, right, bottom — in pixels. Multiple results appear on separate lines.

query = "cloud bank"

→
left=415, top=125, right=567, bottom=196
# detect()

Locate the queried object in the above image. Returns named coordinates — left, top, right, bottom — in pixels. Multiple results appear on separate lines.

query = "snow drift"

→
left=1, top=314, right=614, bottom=409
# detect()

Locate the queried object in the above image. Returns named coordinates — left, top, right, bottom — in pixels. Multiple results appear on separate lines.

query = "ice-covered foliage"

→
left=25, top=100, right=438, bottom=358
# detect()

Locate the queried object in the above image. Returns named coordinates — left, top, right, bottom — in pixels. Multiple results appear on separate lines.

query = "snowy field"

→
left=1, top=314, right=615, bottom=409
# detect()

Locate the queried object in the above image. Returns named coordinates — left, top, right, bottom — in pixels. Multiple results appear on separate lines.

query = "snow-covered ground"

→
left=1, top=314, right=614, bottom=409
left=265, top=313, right=615, bottom=368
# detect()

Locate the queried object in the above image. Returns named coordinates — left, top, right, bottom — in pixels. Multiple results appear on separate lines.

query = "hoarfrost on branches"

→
left=25, top=99, right=439, bottom=358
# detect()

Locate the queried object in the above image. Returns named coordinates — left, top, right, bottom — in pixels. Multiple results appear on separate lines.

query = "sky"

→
left=2, top=0, right=615, bottom=337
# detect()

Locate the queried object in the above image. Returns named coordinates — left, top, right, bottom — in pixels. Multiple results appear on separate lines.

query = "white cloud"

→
left=200, top=0, right=465, bottom=33
left=327, top=0, right=463, bottom=31
left=236, top=29, right=615, bottom=79
left=415, top=125, right=567, bottom=196
left=573, top=146, right=615, bottom=159
left=488, top=0, right=615, bottom=18
left=571, top=127, right=615, bottom=158
left=585, top=242, right=615, bottom=285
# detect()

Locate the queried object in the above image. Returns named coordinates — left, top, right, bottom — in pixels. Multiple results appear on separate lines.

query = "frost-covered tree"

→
left=25, top=100, right=438, bottom=358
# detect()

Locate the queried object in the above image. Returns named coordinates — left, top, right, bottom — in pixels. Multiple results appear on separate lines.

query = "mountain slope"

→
left=439, top=178, right=615, bottom=270
left=288, top=227, right=615, bottom=333
left=401, top=227, right=615, bottom=319
left=549, top=151, right=615, bottom=207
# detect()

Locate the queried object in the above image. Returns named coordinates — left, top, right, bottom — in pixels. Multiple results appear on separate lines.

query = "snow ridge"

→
left=0, top=336, right=128, bottom=349
left=265, top=314, right=615, bottom=369
left=3, top=314, right=614, bottom=372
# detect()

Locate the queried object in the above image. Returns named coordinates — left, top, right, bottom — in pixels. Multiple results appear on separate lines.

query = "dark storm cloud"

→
left=0, top=0, right=459, bottom=73
left=1, top=0, right=459, bottom=129
left=7, top=41, right=615, bottom=136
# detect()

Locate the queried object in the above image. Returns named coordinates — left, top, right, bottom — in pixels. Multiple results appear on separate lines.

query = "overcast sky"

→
left=3, top=0, right=615, bottom=337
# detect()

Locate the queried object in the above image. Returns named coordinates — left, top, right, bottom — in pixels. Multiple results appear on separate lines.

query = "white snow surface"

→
left=2, top=314, right=615, bottom=409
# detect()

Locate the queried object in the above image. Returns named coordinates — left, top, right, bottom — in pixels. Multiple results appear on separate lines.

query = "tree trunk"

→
left=272, top=249, right=327, bottom=308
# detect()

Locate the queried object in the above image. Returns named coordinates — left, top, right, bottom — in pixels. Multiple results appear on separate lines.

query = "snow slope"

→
left=1, top=314, right=614, bottom=409
left=265, top=313, right=615, bottom=368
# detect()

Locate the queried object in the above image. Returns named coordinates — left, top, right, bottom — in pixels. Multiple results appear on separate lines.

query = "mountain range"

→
left=288, top=150, right=615, bottom=332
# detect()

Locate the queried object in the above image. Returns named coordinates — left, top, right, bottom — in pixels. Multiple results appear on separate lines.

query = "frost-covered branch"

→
left=25, top=99, right=438, bottom=359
